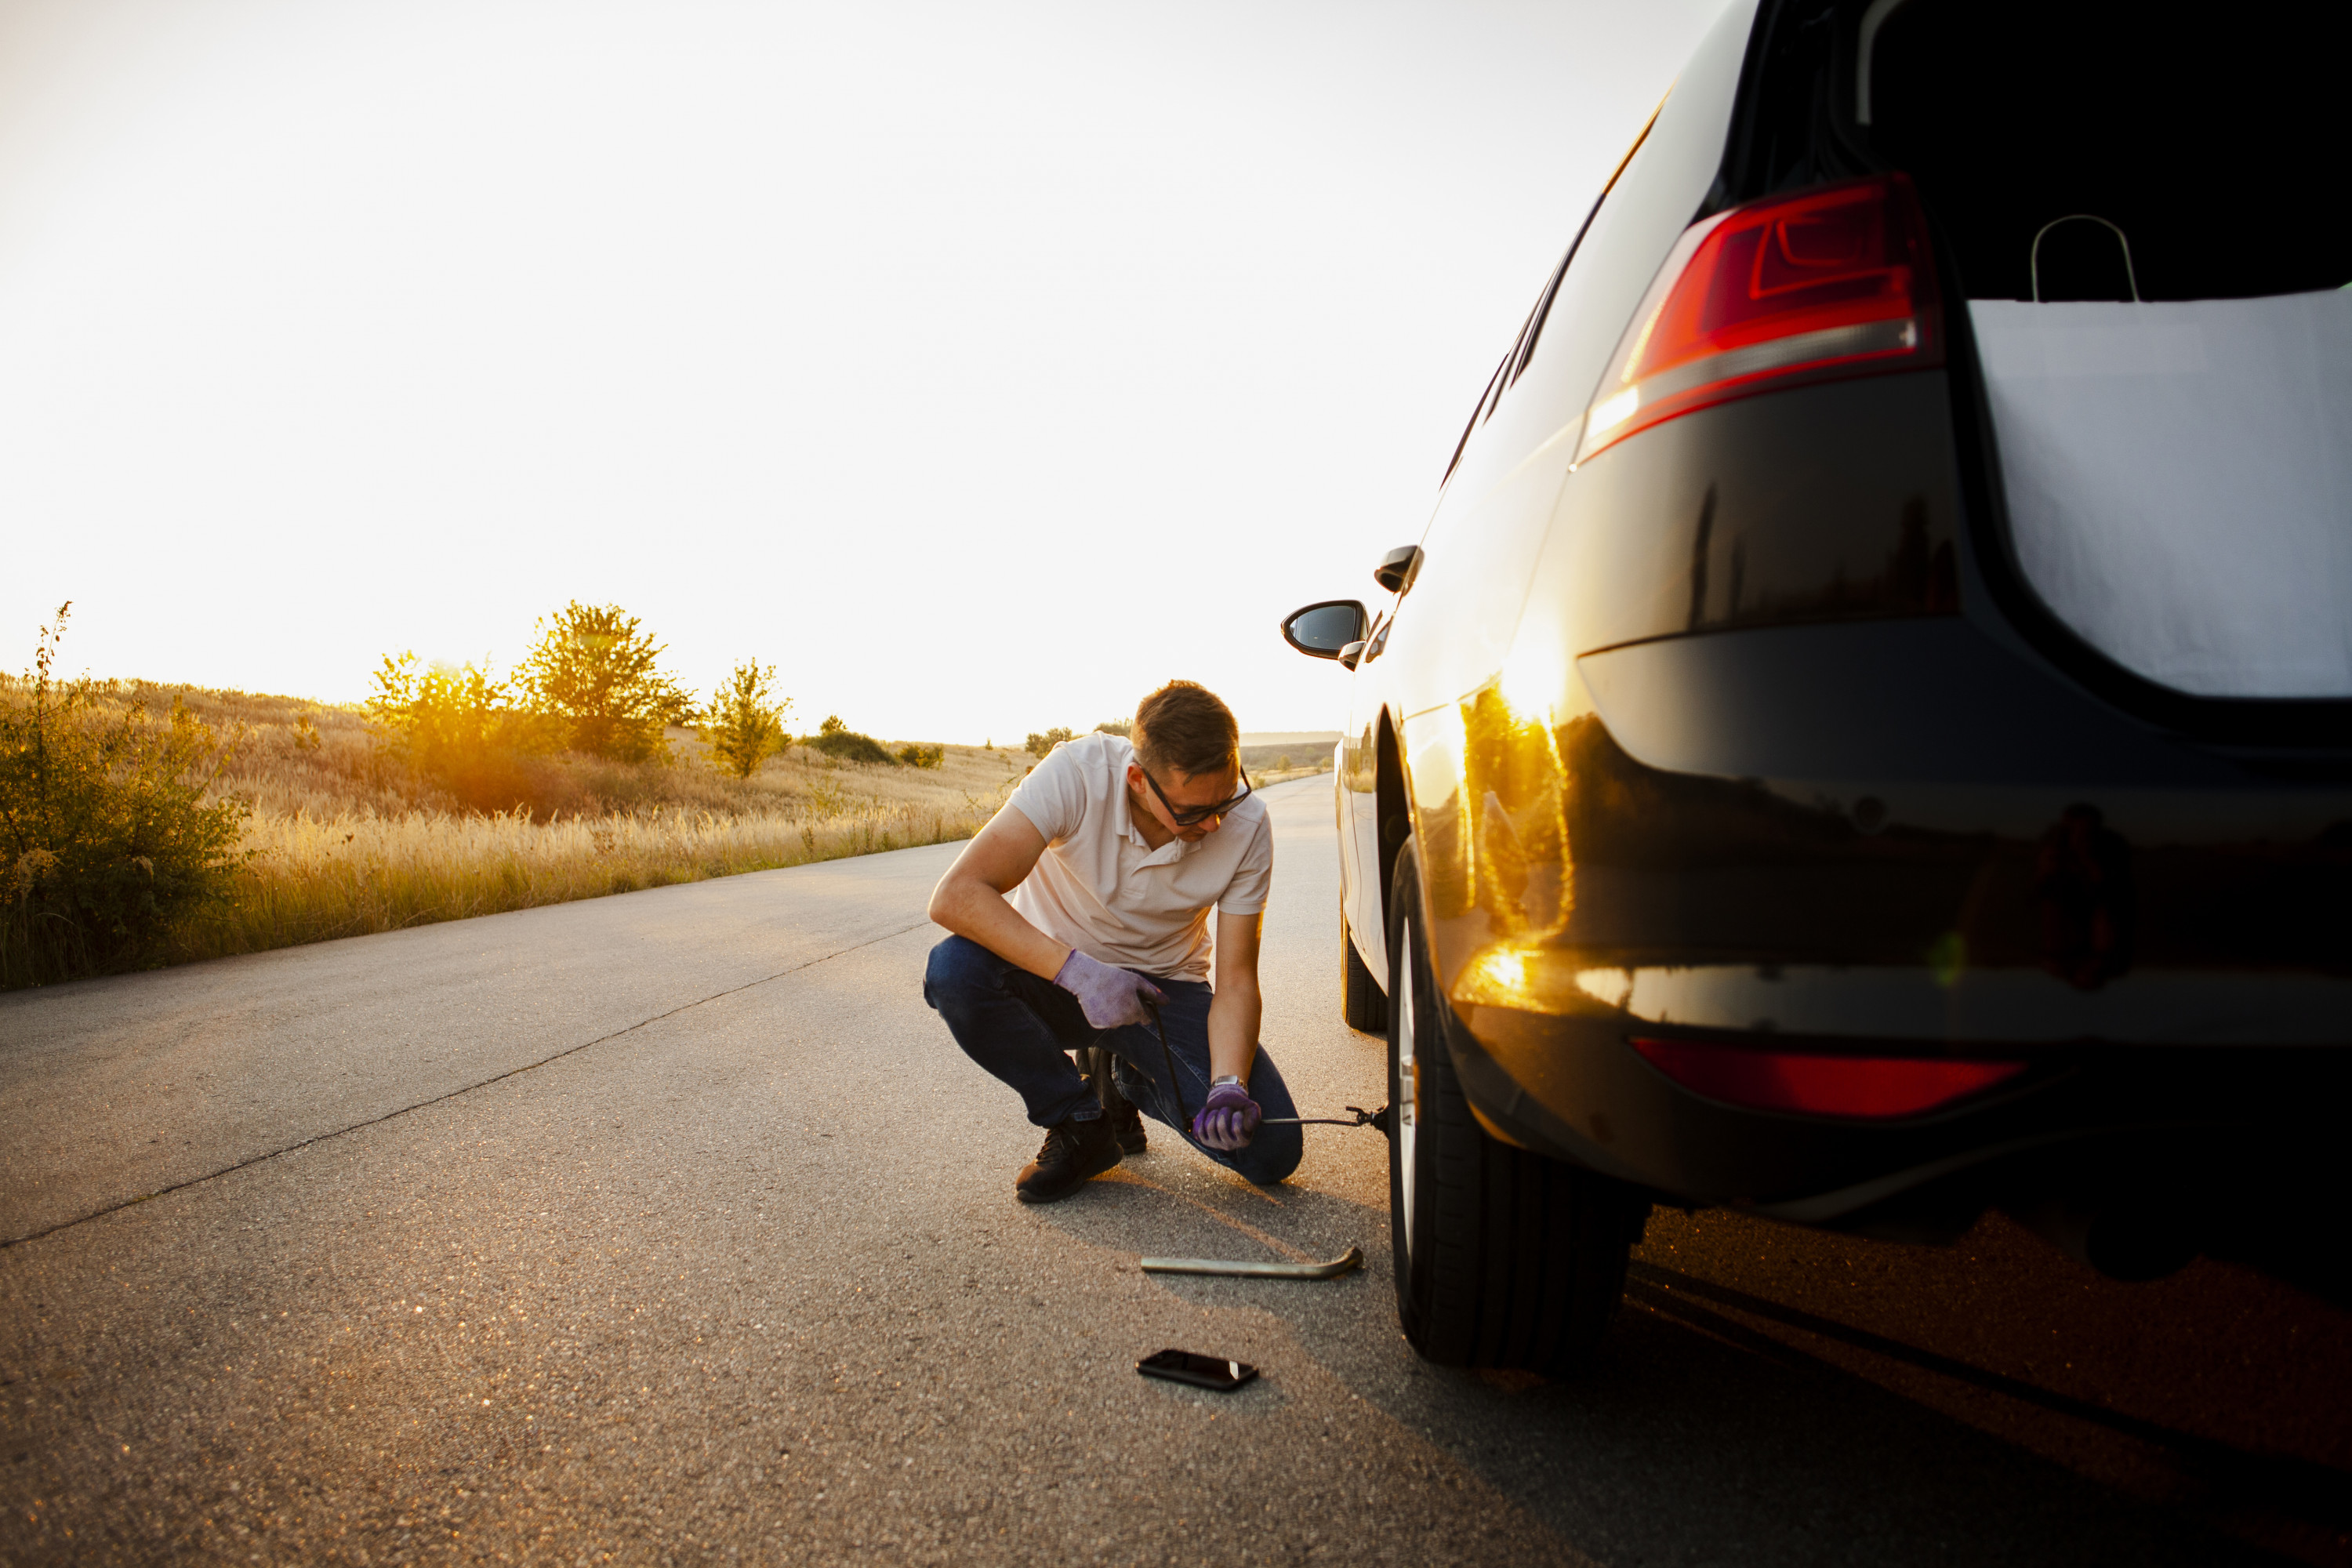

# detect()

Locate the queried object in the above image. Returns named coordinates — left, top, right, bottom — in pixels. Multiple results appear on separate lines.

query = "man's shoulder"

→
left=1209, top=790, right=1272, bottom=861
left=1043, top=732, right=1129, bottom=797
left=1014, top=732, right=1127, bottom=842
left=1026, top=731, right=1124, bottom=782
left=1065, top=731, right=1131, bottom=768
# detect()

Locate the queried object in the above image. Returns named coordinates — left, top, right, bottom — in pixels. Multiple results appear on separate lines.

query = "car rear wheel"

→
left=1388, top=840, right=1642, bottom=1374
left=1341, top=909, right=1388, bottom=1033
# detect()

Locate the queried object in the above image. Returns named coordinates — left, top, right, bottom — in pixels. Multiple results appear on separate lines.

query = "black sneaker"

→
left=1108, top=1098, right=1149, bottom=1156
left=1014, top=1115, right=1123, bottom=1204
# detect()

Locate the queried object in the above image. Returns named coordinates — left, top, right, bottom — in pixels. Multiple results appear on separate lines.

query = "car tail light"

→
left=1630, top=1036, right=2023, bottom=1120
left=1577, top=173, right=1943, bottom=463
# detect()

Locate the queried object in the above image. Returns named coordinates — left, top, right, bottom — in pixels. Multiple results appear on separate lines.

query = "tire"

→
left=1341, top=909, right=1388, bottom=1033
left=1387, top=840, right=1642, bottom=1374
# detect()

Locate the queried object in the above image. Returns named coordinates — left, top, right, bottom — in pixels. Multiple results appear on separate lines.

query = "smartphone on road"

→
left=1137, top=1349, right=1258, bottom=1392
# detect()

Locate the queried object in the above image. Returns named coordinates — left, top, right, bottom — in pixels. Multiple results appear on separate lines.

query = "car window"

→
left=1440, top=354, right=1511, bottom=483
left=1495, top=0, right=1759, bottom=466
left=1507, top=97, right=1666, bottom=391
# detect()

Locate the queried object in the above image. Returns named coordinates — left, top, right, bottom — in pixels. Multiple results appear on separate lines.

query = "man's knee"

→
left=1232, top=1126, right=1303, bottom=1187
left=923, top=934, right=1004, bottom=1010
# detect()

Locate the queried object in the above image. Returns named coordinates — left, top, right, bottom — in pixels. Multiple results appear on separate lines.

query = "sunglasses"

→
left=1138, top=762, right=1251, bottom=827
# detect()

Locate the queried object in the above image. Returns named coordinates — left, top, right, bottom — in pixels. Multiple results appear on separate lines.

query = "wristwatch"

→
left=1210, top=1074, right=1244, bottom=1089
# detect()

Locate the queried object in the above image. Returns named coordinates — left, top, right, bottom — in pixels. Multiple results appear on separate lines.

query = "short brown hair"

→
left=1132, top=681, right=1238, bottom=779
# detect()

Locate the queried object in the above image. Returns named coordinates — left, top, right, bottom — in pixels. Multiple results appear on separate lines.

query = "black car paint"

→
left=1327, top=0, right=2352, bottom=1232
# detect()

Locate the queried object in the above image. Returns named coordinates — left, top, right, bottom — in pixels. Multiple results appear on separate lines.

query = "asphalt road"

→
left=4, top=778, right=2347, bottom=1566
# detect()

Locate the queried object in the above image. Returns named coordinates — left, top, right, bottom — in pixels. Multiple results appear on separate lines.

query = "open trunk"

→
left=1864, top=0, right=2352, bottom=702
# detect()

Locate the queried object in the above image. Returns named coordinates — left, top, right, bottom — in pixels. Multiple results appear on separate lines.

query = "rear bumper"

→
left=1397, top=614, right=2352, bottom=1222
left=1446, top=993, right=2351, bottom=1229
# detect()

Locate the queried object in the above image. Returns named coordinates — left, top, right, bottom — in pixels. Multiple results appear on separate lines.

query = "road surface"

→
left=3, top=779, right=2347, bottom=1565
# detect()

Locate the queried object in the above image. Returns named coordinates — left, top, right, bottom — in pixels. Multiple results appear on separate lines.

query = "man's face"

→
left=1128, top=761, right=1243, bottom=842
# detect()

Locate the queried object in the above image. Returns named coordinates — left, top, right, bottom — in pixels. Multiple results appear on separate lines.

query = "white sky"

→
left=0, top=0, right=1725, bottom=743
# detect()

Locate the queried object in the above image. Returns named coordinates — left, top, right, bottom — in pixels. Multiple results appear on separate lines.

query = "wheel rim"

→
left=1395, top=916, right=1419, bottom=1258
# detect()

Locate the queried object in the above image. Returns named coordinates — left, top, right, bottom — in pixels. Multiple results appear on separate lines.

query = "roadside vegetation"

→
left=2, top=603, right=1022, bottom=989
left=5, top=601, right=1334, bottom=990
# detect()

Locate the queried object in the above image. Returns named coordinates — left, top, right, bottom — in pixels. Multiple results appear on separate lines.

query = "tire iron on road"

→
left=1140, top=1247, right=1363, bottom=1280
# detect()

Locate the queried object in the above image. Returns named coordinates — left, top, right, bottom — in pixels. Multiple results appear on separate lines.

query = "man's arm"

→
left=925, top=806, right=1069, bottom=979
left=1207, top=908, right=1265, bottom=1083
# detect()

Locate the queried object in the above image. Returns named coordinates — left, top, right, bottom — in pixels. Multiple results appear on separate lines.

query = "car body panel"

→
left=1312, top=0, right=2351, bottom=1229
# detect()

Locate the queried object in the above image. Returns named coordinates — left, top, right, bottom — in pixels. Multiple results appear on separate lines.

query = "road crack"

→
left=2, top=918, right=933, bottom=1250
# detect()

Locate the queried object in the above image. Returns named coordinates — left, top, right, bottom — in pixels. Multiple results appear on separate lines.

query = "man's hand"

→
left=1054, top=949, right=1166, bottom=1030
left=1191, top=1080, right=1261, bottom=1151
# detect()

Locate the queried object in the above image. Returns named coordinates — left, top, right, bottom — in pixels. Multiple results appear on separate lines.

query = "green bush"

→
left=897, top=742, right=944, bottom=769
left=700, top=661, right=792, bottom=779
left=1025, top=727, right=1074, bottom=757
left=516, top=601, right=693, bottom=763
left=1, top=606, right=249, bottom=988
left=806, top=716, right=898, bottom=766
left=1094, top=720, right=1131, bottom=737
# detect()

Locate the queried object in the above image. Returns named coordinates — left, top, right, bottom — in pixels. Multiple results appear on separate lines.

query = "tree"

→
left=516, top=602, right=692, bottom=763
left=367, top=654, right=524, bottom=769
left=365, top=652, right=550, bottom=812
left=699, top=661, right=791, bottom=779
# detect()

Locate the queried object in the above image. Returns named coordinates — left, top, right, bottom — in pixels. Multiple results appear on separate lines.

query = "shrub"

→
left=1025, top=727, right=1074, bottom=757
left=517, top=601, right=693, bottom=763
left=1094, top=720, right=1131, bottom=737
left=806, top=717, right=898, bottom=766
left=1, top=606, right=249, bottom=987
left=365, top=652, right=554, bottom=814
left=897, top=742, right=944, bottom=769
left=700, top=661, right=792, bottom=779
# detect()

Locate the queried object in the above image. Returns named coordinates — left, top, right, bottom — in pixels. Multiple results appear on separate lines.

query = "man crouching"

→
left=923, top=680, right=1301, bottom=1203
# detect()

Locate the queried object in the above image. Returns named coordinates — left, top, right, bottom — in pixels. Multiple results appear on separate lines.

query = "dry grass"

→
left=32, top=679, right=1328, bottom=974
left=169, top=794, right=996, bottom=964
left=24, top=679, right=1033, bottom=971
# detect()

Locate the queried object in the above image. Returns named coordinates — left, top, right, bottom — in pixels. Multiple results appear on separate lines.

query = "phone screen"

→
left=1137, top=1349, right=1259, bottom=1392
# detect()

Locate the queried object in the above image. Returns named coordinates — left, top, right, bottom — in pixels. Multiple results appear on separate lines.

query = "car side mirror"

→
left=1374, top=544, right=1425, bottom=595
left=1281, top=600, right=1369, bottom=659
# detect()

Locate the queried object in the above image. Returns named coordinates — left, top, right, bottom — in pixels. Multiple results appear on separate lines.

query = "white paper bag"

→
left=1971, top=292, right=2352, bottom=699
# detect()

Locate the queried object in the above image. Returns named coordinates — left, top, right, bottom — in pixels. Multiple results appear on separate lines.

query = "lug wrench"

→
left=1139, top=999, right=1388, bottom=1136
left=1123, top=1000, right=1385, bottom=1281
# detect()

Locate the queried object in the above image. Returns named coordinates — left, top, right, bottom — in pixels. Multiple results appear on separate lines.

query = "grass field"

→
left=10, top=680, right=1330, bottom=980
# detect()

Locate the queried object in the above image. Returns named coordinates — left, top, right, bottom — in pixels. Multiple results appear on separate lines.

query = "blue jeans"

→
left=922, top=935, right=1303, bottom=1186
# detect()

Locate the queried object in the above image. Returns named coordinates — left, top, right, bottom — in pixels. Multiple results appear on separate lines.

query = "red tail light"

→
left=1577, top=173, right=1943, bottom=463
left=1631, top=1036, right=2023, bottom=1120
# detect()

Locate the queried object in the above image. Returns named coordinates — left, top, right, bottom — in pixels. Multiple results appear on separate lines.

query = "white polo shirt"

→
left=1005, top=732, right=1272, bottom=981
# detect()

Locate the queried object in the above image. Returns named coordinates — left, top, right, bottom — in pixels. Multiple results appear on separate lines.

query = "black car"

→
left=1282, top=0, right=2352, bottom=1374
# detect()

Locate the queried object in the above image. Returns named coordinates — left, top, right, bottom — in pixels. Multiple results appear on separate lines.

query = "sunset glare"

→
left=0, top=0, right=1725, bottom=741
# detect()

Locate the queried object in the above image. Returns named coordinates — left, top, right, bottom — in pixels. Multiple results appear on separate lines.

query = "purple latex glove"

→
left=1054, top=948, right=1166, bottom=1030
left=1191, top=1080, right=1261, bottom=1152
